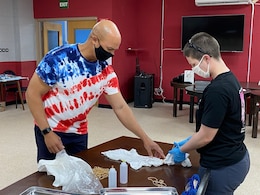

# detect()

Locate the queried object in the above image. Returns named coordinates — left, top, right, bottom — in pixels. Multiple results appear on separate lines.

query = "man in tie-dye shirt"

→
left=26, top=19, right=165, bottom=161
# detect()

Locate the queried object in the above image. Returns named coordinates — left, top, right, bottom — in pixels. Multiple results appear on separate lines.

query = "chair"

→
left=3, top=70, right=17, bottom=100
left=15, top=86, right=27, bottom=109
left=196, top=169, right=210, bottom=195
left=240, top=89, right=260, bottom=136
left=2, top=70, right=27, bottom=109
left=249, top=90, right=260, bottom=138
left=252, top=102, right=259, bottom=138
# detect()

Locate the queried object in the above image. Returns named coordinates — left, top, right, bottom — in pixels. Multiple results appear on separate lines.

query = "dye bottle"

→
left=120, top=161, right=128, bottom=184
left=108, top=165, right=117, bottom=188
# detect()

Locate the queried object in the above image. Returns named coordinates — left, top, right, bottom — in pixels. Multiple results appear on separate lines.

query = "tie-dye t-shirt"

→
left=36, top=44, right=119, bottom=134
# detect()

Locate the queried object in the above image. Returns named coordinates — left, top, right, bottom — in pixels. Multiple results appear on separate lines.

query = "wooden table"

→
left=250, top=90, right=260, bottom=138
left=0, top=74, right=28, bottom=110
left=185, top=81, right=260, bottom=136
left=0, top=136, right=200, bottom=195
left=240, top=82, right=260, bottom=90
left=170, top=81, right=193, bottom=117
left=185, top=85, right=204, bottom=123
left=185, top=82, right=255, bottom=123
left=240, top=82, right=260, bottom=126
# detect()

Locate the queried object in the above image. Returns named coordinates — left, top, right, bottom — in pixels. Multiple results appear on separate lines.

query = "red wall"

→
left=33, top=0, right=260, bottom=103
left=33, top=0, right=113, bottom=18
left=33, top=0, right=138, bottom=105
left=137, top=1, right=260, bottom=101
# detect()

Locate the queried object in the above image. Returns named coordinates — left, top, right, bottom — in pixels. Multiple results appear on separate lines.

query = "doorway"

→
left=67, top=20, right=97, bottom=43
left=43, top=22, right=63, bottom=54
left=35, top=17, right=97, bottom=63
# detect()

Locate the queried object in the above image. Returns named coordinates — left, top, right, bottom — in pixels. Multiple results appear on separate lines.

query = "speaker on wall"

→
left=134, top=74, right=153, bottom=108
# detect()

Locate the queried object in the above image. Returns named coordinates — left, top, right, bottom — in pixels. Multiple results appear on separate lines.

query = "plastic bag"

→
left=38, top=150, right=103, bottom=194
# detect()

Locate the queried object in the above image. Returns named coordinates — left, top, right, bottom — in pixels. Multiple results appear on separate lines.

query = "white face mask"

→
left=192, top=56, right=210, bottom=78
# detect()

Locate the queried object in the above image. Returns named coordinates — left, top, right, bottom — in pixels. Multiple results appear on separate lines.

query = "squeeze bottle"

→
left=120, top=161, right=128, bottom=184
left=108, top=165, right=117, bottom=187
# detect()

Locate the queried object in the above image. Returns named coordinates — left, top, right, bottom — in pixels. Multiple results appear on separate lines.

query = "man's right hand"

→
left=44, top=131, right=65, bottom=153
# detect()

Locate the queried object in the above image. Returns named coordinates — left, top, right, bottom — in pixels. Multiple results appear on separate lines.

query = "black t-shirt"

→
left=196, top=71, right=247, bottom=169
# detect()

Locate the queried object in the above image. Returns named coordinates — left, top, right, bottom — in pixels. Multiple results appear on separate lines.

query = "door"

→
left=43, top=22, right=63, bottom=55
left=67, top=20, right=97, bottom=44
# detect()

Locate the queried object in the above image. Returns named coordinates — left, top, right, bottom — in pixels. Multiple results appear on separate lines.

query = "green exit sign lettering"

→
left=60, top=0, right=68, bottom=9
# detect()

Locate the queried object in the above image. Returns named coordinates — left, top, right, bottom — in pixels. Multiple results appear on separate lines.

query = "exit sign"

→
left=60, top=0, right=68, bottom=9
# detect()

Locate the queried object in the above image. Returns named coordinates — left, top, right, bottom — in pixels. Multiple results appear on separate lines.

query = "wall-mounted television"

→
left=181, top=14, right=245, bottom=52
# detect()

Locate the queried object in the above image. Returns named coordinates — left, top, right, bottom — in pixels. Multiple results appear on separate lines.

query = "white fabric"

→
left=101, top=148, right=192, bottom=170
left=102, top=148, right=163, bottom=170
left=164, top=153, right=192, bottom=167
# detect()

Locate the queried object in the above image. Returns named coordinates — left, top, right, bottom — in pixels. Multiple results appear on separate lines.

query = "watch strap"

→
left=41, top=127, right=52, bottom=136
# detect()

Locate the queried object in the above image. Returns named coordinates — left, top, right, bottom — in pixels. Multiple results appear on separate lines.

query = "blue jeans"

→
left=34, top=125, right=88, bottom=162
left=198, top=150, right=250, bottom=195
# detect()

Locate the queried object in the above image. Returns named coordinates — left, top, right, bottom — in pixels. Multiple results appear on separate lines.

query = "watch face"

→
left=41, top=127, right=52, bottom=135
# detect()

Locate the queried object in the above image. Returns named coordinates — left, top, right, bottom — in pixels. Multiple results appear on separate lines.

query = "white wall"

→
left=0, top=0, right=35, bottom=62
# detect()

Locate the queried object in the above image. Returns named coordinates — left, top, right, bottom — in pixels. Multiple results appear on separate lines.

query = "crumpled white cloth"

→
left=164, top=153, right=192, bottom=167
left=102, top=148, right=163, bottom=170
left=101, top=148, right=192, bottom=170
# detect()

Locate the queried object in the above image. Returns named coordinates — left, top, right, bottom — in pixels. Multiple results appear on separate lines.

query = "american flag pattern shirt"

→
left=36, top=44, right=119, bottom=134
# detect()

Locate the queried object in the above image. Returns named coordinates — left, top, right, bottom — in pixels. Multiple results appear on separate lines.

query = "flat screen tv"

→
left=181, top=14, right=245, bottom=52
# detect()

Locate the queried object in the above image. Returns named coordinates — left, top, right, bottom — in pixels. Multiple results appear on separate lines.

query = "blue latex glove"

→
left=168, top=143, right=186, bottom=163
left=176, top=136, right=191, bottom=147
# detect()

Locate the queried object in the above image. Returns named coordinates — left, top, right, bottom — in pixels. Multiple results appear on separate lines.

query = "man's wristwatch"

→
left=41, top=127, right=52, bottom=136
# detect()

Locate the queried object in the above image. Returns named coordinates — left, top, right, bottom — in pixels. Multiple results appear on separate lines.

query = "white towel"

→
left=164, top=153, right=192, bottom=167
left=101, top=148, right=192, bottom=170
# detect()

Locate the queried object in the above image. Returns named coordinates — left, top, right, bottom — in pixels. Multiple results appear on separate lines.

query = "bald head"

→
left=92, top=19, right=121, bottom=43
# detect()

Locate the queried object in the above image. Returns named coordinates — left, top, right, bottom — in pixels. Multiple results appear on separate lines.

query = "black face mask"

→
left=95, top=45, right=113, bottom=61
